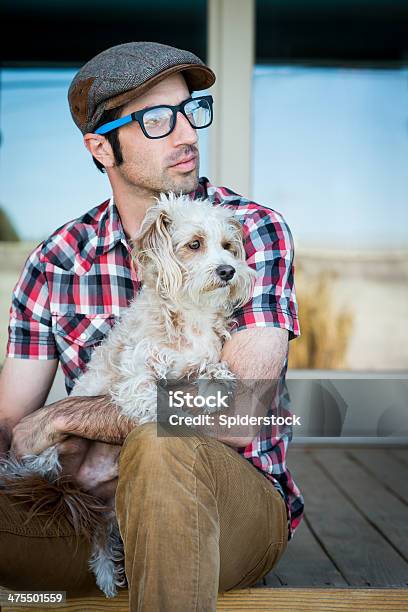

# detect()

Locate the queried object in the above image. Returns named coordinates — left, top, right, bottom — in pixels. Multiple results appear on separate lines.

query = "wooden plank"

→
left=290, top=453, right=408, bottom=586
left=349, top=449, right=408, bottom=505
left=314, top=449, right=408, bottom=562
left=264, top=519, right=347, bottom=587
left=263, top=448, right=347, bottom=587
left=3, top=589, right=408, bottom=612
left=264, top=448, right=347, bottom=587
left=218, top=589, right=408, bottom=611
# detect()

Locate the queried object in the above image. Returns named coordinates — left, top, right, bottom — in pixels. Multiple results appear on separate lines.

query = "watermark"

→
left=0, top=591, right=66, bottom=607
left=154, top=377, right=408, bottom=440
left=168, top=388, right=231, bottom=410
left=156, top=377, right=300, bottom=439
left=167, top=412, right=301, bottom=427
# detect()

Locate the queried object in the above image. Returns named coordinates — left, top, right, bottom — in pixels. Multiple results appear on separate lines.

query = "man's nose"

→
left=171, top=111, right=198, bottom=146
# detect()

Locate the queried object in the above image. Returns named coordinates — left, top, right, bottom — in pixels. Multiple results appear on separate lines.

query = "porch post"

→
left=207, top=0, right=255, bottom=198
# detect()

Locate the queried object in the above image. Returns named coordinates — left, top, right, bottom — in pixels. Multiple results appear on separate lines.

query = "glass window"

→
left=252, top=65, right=408, bottom=371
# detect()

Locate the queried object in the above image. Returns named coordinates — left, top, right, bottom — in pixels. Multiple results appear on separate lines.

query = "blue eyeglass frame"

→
left=94, top=94, right=214, bottom=138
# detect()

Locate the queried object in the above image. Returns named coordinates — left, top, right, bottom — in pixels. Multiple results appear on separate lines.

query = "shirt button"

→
left=80, top=333, right=87, bottom=340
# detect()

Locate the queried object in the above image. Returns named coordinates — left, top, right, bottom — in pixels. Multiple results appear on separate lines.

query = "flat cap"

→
left=68, top=41, right=216, bottom=134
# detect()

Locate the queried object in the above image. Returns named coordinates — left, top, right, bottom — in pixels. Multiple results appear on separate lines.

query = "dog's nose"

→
left=216, top=265, right=235, bottom=281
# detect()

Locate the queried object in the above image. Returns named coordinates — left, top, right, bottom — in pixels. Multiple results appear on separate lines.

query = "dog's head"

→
left=132, top=193, right=256, bottom=311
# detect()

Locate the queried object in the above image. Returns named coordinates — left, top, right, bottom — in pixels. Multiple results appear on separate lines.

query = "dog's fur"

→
left=0, top=193, right=256, bottom=597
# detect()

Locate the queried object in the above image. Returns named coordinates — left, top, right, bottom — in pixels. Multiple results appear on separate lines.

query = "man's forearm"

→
left=53, top=395, right=136, bottom=444
left=198, top=379, right=279, bottom=448
left=162, top=379, right=277, bottom=449
left=213, top=328, right=289, bottom=448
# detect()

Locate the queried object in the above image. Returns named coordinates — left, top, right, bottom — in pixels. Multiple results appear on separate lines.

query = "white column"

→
left=207, top=0, right=255, bottom=199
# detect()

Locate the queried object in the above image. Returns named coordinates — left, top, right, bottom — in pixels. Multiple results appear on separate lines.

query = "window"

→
left=252, top=65, right=408, bottom=371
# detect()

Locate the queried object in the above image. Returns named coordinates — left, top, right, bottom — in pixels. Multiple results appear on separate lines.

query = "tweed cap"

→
left=68, top=41, right=216, bottom=134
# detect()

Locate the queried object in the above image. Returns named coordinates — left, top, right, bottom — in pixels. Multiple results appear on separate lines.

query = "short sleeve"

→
left=231, top=209, right=301, bottom=341
left=7, top=243, right=58, bottom=359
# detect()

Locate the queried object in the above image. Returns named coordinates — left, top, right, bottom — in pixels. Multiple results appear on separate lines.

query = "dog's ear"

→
left=132, top=205, right=170, bottom=259
left=228, top=217, right=247, bottom=261
left=132, top=206, right=183, bottom=298
left=226, top=217, right=257, bottom=309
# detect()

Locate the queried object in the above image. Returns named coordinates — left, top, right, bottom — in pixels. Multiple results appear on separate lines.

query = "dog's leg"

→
left=110, top=346, right=178, bottom=425
left=196, top=362, right=237, bottom=414
left=110, top=373, right=159, bottom=425
left=89, top=513, right=126, bottom=598
left=201, top=361, right=236, bottom=381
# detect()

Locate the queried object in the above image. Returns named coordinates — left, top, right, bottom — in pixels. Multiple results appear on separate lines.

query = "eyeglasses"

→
left=94, top=94, right=214, bottom=139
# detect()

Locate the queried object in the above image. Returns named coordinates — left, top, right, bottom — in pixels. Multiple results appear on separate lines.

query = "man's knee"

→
left=115, top=423, right=208, bottom=519
left=120, top=422, right=172, bottom=459
left=122, top=422, right=157, bottom=450
left=120, top=422, right=202, bottom=462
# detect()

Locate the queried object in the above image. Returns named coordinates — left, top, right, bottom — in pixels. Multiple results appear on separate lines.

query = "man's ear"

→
left=83, top=133, right=115, bottom=169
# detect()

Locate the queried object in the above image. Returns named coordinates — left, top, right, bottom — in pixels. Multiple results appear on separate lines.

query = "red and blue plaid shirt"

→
left=7, top=177, right=304, bottom=540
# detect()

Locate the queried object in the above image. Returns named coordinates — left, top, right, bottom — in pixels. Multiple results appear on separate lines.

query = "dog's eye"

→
left=188, top=240, right=201, bottom=250
left=222, top=242, right=232, bottom=251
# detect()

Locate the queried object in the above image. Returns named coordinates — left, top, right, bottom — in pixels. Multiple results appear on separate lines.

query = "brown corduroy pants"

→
left=0, top=423, right=288, bottom=611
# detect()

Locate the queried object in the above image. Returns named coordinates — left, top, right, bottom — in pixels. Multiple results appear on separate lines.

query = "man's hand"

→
left=3, top=422, right=121, bottom=506
left=7, top=395, right=135, bottom=507
left=9, top=420, right=121, bottom=507
left=10, top=405, right=69, bottom=457
left=9, top=395, right=136, bottom=458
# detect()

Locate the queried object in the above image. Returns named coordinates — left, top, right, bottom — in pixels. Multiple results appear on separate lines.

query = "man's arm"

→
left=0, top=357, right=58, bottom=453
left=2, top=363, right=134, bottom=501
left=0, top=359, right=132, bottom=502
left=9, top=394, right=136, bottom=458
left=0, top=358, right=132, bottom=459
left=209, top=204, right=299, bottom=449
left=215, top=327, right=288, bottom=448
left=54, top=327, right=287, bottom=451
left=2, top=240, right=132, bottom=496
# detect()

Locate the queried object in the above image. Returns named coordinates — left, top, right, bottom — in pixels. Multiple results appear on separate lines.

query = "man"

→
left=0, top=42, right=304, bottom=610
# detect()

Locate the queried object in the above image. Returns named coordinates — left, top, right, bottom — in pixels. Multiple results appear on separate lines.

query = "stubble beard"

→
left=119, top=155, right=200, bottom=197
left=162, top=164, right=200, bottom=195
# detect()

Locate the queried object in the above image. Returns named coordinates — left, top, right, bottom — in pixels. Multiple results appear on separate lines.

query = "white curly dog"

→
left=0, top=192, right=256, bottom=597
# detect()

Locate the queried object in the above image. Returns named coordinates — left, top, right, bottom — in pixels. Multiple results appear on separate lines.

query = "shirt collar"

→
left=188, top=176, right=209, bottom=200
left=96, top=196, right=129, bottom=256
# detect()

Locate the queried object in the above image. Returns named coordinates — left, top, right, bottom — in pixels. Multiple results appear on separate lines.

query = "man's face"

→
left=111, top=73, right=200, bottom=195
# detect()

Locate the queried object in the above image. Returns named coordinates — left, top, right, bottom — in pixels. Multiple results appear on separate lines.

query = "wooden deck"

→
left=1, top=447, right=407, bottom=611
left=262, top=446, right=408, bottom=589
left=2, top=588, right=407, bottom=611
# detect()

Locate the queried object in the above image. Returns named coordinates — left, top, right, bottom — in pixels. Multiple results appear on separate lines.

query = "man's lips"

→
left=170, top=155, right=197, bottom=171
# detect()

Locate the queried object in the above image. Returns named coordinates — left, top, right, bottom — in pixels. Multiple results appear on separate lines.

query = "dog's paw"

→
left=202, top=361, right=236, bottom=382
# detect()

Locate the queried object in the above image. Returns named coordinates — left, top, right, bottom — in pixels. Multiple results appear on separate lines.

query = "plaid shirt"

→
left=7, top=177, right=304, bottom=540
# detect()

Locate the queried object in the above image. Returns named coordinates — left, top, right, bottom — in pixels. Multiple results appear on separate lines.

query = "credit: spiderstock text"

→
left=156, top=380, right=301, bottom=437
left=167, top=413, right=301, bottom=427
